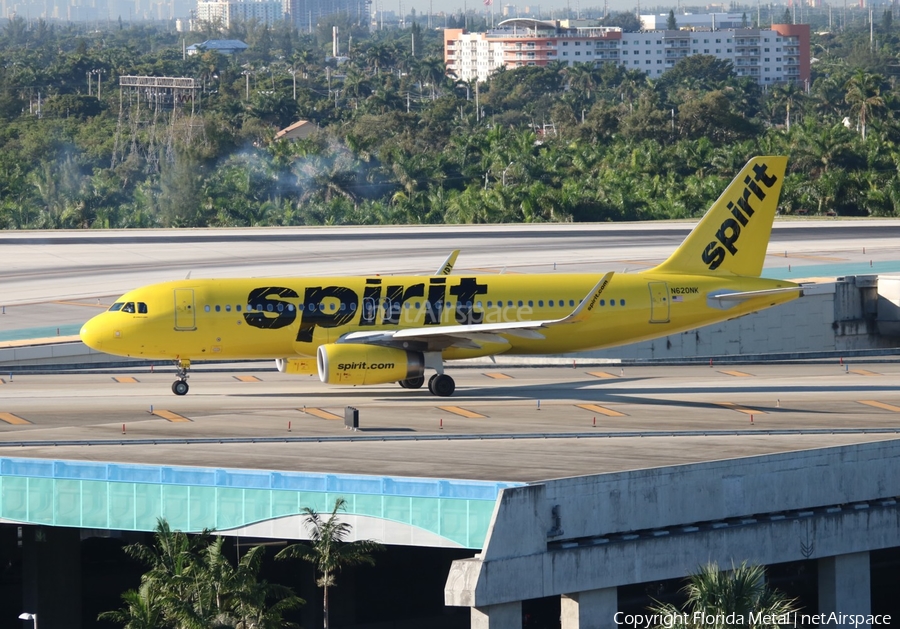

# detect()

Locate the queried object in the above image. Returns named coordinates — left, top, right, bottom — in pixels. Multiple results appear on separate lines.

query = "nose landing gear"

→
left=172, top=359, right=190, bottom=395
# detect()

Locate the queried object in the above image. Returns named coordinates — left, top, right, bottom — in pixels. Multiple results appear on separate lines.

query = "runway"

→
left=1, top=363, right=898, bottom=482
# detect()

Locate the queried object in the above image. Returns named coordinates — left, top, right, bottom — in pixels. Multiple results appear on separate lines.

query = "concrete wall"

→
left=446, top=439, right=900, bottom=607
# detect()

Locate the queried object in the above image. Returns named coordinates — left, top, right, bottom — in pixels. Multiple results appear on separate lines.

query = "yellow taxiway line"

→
left=300, top=407, right=343, bottom=420
left=438, top=406, right=486, bottom=419
left=0, top=412, right=30, bottom=425
left=151, top=410, right=191, bottom=422
left=576, top=403, right=626, bottom=417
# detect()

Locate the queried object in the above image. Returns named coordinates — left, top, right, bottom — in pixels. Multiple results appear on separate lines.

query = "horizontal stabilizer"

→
left=707, top=286, right=802, bottom=309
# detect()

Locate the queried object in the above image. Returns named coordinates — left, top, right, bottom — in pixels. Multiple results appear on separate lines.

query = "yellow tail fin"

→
left=649, top=156, right=787, bottom=277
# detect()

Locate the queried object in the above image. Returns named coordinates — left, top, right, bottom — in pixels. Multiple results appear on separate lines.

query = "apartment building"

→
left=444, top=17, right=810, bottom=86
left=196, top=0, right=283, bottom=27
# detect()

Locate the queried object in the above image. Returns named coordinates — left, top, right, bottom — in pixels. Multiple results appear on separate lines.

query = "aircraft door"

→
left=648, top=282, right=670, bottom=323
left=174, top=289, right=197, bottom=330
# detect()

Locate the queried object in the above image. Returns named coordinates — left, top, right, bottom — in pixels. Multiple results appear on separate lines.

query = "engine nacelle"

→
left=317, top=344, right=424, bottom=385
left=275, top=358, right=318, bottom=375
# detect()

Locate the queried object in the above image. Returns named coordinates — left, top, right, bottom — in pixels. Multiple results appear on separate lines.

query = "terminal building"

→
left=444, top=17, right=810, bottom=86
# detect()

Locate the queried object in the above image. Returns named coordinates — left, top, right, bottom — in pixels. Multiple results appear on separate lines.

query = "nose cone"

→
left=80, top=315, right=104, bottom=351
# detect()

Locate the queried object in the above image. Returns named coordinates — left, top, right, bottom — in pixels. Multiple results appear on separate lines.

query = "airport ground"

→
left=2, top=221, right=900, bottom=627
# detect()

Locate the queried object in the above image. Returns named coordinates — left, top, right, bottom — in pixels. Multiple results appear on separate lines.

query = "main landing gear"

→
left=428, top=373, right=455, bottom=397
left=396, top=373, right=455, bottom=396
left=171, top=359, right=190, bottom=396
left=399, top=376, right=425, bottom=389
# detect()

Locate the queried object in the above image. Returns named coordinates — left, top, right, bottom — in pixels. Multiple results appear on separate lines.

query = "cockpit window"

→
left=138, top=302, right=148, bottom=314
left=122, top=302, right=136, bottom=313
left=109, top=303, right=124, bottom=312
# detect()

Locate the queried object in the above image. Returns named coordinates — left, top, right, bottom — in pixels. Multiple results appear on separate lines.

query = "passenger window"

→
left=350, top=303, right=357, bottom=311
left=569, top=300, right=575, bottom=307
left=215, top=305, right=221, bottom=312
left=508, top=301, right=513, bottom=307
left=528, top=300, right=533, bottom=307
left=600, top=299, right=605, bottom=306
left=538, top=300, right=544, bottom=307
left=620, top=299, right=625, bottom=306
left=225, top=305, right=231, bottom=312
left=267, top=304, right=274, bottom=312
left=109, top=303, right=124, bottom=312
left=518, top=300, right=523, bottom=307
left=236, top=305, right=242, bottom=312
left=548, top=300, right=554, bottom=307
left=487, top=301, right=493, bottom=307
left=476, top=301, right=482, bottom=308
left=138, top=302, right=148, bottom=314
left=122, top=302, right=135, bottom=313
left=205, top=305, right=211, bottom=312
left=287, top=304, right=294, bottom=312
left=610, top=300, right=615, bottom=307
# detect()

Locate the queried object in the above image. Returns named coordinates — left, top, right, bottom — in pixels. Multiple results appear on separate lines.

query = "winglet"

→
left=553, top=272, right=614, bottom=325
left=435, top=250, right=460, bottom=276
left=647, top=156, right=788, bottom=278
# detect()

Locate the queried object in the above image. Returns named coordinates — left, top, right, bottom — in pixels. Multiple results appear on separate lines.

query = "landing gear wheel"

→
left=400, top=376, right=425, bottom=389
left=428, top=374, right=455, bottom=397
left=172, top=359, right=191, bottom=396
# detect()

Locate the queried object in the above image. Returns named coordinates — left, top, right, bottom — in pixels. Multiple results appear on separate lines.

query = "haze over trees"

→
left=0, top=10, right=899, bottom=229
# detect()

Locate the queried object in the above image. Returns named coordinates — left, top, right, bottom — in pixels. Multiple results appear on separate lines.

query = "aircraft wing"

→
left=341, top=272, right=613, bottom=350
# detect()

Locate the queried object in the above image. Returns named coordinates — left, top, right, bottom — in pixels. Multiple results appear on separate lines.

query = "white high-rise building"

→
left=445, top=17, right=810, bottom=86
left=196, top=0, right=282, bottom=28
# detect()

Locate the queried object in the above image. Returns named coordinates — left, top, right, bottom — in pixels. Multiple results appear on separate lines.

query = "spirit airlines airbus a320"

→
left=80, top=156, right=802, bottom=397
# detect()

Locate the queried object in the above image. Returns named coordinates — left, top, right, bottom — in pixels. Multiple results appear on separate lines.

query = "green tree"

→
left=276, top=497, right=384, bottom=629
left=844, top=69, right=885, bottom=140
left=667, top=10, right=677, bottom=30
left=649, top=562, right=800, bottom=628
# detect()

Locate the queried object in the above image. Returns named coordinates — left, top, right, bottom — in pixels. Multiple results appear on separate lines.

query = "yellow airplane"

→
left=80, top=156, right=801, bottom=397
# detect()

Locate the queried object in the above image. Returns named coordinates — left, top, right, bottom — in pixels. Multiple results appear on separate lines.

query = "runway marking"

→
left=717, top=402, right=765, bottom=415
left=0, top=413, right=30, bottom=425
left=576, top=403, right=626, bottom=417
left=439, top=406, right=487, bottom=419
left=588, top=371, right=620, bottom=379
left=719, top=370, right=753, bottom=377
left=113, top=376, right=139, bottom=383
left=300, top=407, right=343, bottom=421
left=849, top=369, right=881, bottom=376
left=234, top=375, right=261, bottom=382
left=51, top=300, right=109, bottom=308
left=484, top=373, right=513, bottom=379
left=151, top=410, right=191, bottom=423
left=858, top=400, right=900, bottom=413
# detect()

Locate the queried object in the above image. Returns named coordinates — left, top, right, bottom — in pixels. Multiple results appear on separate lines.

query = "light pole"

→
left=19, top=612, right=37, bottom=629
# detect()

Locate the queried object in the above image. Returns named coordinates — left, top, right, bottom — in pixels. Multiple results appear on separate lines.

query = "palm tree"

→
left=97, top=582, right=163, bottom=629
left=276, top=497, right=384, bottom=629
left=648, top=562, right=799, bottom=628
left=844, top=69, right=886, bottom=141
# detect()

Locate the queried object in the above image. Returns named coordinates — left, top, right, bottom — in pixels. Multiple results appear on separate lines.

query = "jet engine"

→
left=317, top=344, right=425, bottom=385
left=274, top=358, right=318, bottom=375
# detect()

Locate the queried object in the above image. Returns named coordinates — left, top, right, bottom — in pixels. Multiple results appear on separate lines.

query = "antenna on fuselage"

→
left=185, top=271, right=192, bottom=279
